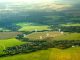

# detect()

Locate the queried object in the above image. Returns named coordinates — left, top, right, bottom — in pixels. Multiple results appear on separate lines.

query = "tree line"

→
left=1, top=39, right=80, bottom=57
left=50, top=25, right=80, bottom=32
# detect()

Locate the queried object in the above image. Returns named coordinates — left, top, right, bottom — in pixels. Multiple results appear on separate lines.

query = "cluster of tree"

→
left=59, top=26, right=80, bottom=32
left=48, top=40, right=80, bottom=49
left=15, top=31, right=34, bottom=40
left=0, top=23, right=21, bottom=32
left=6, top=25, right=21, bottom=31
left=2, top=41, right=47, bottom=56
left=50, top=25, right=80, bottom=32
left=16, top=34, right=24, bottom=39
left=1, top=39, right=80, bottom=57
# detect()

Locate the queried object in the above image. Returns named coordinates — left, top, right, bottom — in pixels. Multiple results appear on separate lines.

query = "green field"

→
left=0, top=38, right=25, bottom=55
left=53, top=33, right=80, bottom=40
left=19, top=26, right=50, bottom=31
left=0, top=47, right=80, bottom=60
left=26, top=32, right=80, bottom=40
left=16, top=23, right=51, bottom=31
left=61, top=23, right=80, bottom=26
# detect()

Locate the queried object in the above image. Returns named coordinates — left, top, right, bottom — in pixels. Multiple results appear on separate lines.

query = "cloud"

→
left=0, top=0, right=79, bottom=12
left=0, top=0, right=55, bottom=3
left=28, top=3, right=72, bottom=11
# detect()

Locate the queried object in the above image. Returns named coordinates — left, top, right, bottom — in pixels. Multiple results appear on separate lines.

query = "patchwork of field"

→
left=0, top=32, right=22, bottom=39
left=26, top=32, right=80, bottom=40
left=0, top=32, right=24, bottom=55
left=0, top=47, right=80, bottom=60
left=0, top=31, right=80, bottom=60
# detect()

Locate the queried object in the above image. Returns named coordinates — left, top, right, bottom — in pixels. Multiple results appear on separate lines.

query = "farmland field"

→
left=16, top=23, right=51, bottom=31
left=26, top=32, right=80, bottom=40
left=0, top=47, right=80, bottom=60
left=0, top=32, right=22, bottom=39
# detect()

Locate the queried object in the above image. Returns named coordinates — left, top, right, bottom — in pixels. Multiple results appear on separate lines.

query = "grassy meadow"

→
left=0, top=38, right=25, bottom=55
left=61, top=23, right=80, bottom=26
left=16, top=23, right=51, bottom=31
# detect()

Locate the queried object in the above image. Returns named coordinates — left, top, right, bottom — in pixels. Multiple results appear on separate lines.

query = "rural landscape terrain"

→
left=0, top=0, right=80, bottom=60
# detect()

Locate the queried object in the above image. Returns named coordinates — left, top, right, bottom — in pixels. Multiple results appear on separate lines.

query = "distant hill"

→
left=0, top=2, right=80, bottom=31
